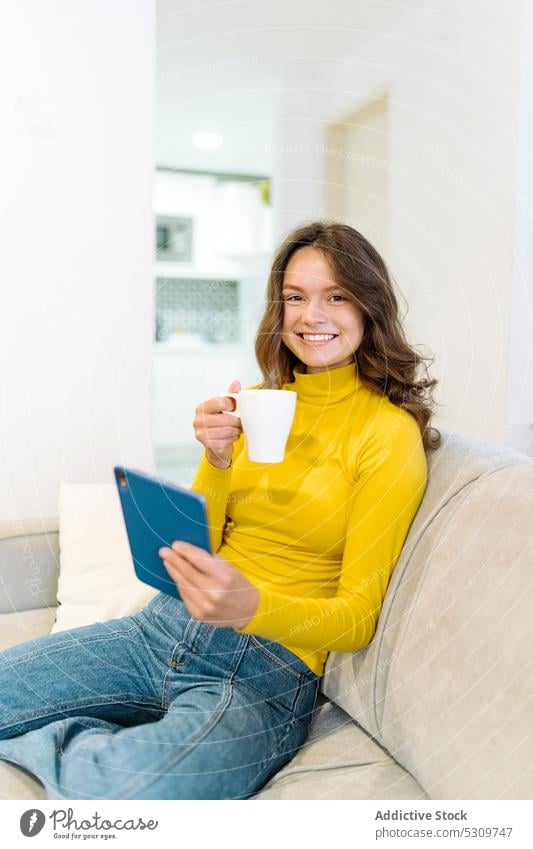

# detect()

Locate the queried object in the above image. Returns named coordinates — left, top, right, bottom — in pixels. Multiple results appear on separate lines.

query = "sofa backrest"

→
left=0, top=518, right=59, bottom=613
left=322, top=430, right=533, bottom=799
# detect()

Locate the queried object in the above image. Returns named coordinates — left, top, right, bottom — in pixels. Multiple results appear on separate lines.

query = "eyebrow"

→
left=281, top=284, right=342, bottom=292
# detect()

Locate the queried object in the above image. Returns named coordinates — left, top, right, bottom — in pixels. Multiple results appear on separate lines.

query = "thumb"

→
left=228, top=379, right=241, bottom=393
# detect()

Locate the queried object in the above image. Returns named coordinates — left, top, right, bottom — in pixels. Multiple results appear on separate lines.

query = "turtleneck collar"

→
left=286, top=361, right=361, bottom=406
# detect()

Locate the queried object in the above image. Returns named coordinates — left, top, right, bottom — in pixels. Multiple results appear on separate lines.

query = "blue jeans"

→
left=0, top=592, right=321, bottom=799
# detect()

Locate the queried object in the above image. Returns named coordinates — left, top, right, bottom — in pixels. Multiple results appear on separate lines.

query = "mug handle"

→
left=224, top=392, right=240, bottom=418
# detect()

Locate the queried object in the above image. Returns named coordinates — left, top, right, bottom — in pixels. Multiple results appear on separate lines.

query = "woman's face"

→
left=280, top=246, right=365, bottom=374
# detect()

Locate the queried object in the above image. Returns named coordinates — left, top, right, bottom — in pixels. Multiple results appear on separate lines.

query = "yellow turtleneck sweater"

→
left=190, top=362, right=427, bottom=676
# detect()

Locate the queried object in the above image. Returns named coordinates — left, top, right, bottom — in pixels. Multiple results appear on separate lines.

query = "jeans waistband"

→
left=144, top=592, right=321, bottom=682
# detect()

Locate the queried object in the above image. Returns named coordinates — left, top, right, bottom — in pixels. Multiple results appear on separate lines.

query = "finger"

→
left=177, top=585, right=203, bottom=621
left=200, top=395, right=239, bottom=415
left=159, top=545, right=213, bottom=578
left=196, top=417, right=241, bottom=433
left=169, top=541, right=219, bottom=575
left=162, top=556, right=206, bottom=591
left=164, top=563, right=206, bottom=618
left=227, top=379, right=241, bottom=393
left=198, top=409, right=238, bottom=425
left=159, top=546, right=195, bottom=573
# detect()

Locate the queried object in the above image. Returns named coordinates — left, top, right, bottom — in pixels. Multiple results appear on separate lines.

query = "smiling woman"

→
left=0, top=219, right=440, bottom=802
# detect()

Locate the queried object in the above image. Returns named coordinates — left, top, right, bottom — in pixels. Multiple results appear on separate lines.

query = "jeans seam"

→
left=161, top=665, right=175, bottom=711
left=146, top=594, right=174, bottom=623
left=275, top=674, right=308, bottom=754
left=265, top=688, right=315, bottom=782
left=241, top=713, right=300, bottom=799
left=274, top=718, right=296, bottom=758
left=248, top=636, right=304, bottom=682
left=271, top=676, right=319, bottom=759
left=160, top=617, right=202, bottom=710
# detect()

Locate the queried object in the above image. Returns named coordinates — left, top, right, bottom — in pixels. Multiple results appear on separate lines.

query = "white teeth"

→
left=301, top=334, right=336, bottom=341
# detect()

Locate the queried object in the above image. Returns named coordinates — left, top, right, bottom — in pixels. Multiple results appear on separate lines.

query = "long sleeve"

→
left=190, top=434, right=245, bottom=552
left=234, top=412, right=427, bottom=655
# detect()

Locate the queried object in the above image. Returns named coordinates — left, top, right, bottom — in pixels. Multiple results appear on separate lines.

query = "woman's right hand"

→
left=193, top=380, right=242, bottom=469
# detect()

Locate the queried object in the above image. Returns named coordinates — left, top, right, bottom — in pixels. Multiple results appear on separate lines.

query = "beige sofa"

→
left=1, top=429, right=532, bottom=800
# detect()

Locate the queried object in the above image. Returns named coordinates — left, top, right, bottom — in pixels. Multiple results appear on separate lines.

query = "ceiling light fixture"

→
left=192, top=131, right=223, bottom=150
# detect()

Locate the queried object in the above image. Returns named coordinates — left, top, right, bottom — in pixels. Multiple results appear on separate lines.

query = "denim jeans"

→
left=0, top=592, right=321, bottom=799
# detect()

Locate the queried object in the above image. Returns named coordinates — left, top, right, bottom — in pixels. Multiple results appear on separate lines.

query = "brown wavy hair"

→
left=255, top=220, right=441, bottom=451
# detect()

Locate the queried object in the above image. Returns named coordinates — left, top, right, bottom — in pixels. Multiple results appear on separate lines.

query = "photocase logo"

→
left=20, top=809, right=46, bottom=837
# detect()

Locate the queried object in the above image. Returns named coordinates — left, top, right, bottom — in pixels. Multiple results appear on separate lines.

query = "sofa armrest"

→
left=0, top=518, right=59, bottom=613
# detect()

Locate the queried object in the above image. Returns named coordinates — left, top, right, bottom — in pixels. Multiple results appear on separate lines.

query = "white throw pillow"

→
left=52, top=483, right=158, bottom=633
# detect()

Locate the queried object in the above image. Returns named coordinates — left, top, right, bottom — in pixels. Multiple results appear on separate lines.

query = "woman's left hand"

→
left=158, top=541, right=259, bottom=629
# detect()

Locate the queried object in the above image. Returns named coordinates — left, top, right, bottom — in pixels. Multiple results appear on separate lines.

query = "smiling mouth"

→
left=297, top=333, right=339, bottom=343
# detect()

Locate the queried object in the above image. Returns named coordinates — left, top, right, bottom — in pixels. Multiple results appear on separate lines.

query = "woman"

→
left=0, top=221, right=440, bottom=799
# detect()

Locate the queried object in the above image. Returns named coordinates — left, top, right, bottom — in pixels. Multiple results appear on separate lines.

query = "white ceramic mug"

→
left=225, top=389, right=297, bottom=463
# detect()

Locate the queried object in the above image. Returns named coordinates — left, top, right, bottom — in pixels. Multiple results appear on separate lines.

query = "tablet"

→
left=113, top=466, right=212, bottom=600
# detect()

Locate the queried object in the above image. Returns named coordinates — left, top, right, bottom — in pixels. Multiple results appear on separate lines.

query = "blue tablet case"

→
left=114, top=466, right=212, bottom=600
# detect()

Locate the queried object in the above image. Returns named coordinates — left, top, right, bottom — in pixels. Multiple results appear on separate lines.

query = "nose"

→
left=301, top=298, right=327, bottom=324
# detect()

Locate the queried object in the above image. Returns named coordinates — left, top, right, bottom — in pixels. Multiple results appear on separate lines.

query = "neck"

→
left=303, top=361, right=353, bottom=375
left=287, top=360, right=361, bottom=406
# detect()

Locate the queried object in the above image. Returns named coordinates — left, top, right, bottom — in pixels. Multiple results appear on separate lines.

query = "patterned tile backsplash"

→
left=155, top=277, right=239, bottom=344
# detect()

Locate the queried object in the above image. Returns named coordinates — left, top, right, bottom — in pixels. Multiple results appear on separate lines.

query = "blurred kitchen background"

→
left=2, top=0, right=532, bottom=518
left=152, top=168, right=272, bottom=483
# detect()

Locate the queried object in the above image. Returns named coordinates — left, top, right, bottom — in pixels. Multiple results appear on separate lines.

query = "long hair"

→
left=255, top=220, right=441, bottom=451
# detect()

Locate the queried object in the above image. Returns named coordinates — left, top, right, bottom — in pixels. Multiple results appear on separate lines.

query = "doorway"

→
left=324, top=94, right=389, bottom=258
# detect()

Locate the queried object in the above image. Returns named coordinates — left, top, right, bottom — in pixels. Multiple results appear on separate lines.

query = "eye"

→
left=281, top=292, right=348, bottom=303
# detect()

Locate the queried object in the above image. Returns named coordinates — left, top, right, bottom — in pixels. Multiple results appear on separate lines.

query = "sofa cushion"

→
left=0, top=607, right=56, bottom=799
left=0, top=606, right=57, bottom=652
left=0, top=757, right=47, bottom=801
left=53, top=484, right=157, bottom=633
left=254, top=695, right=428, bottom=800
left=322, top=430, right=533, bottom=799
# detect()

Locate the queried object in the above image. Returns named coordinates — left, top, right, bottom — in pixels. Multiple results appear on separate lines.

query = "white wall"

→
left=319, top=0, right=528, bottom=446
left=0, top=1, right=155, bottom=520
left=270, top=79, right=325, bottom=242
left=506, top=0, right=533, bottom=455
